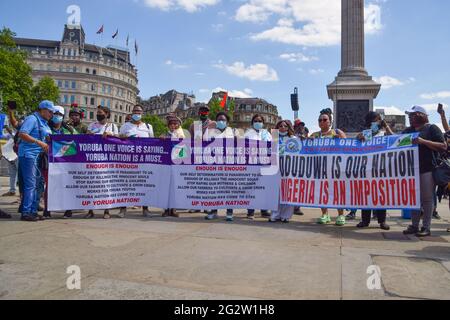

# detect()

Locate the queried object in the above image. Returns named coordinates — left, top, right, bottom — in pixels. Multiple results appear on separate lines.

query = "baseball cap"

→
left=38, top=100, right=55, bottom=112
left=53, top=106, right=65, bottom=116
left=405, top=105, right=428, bottom=116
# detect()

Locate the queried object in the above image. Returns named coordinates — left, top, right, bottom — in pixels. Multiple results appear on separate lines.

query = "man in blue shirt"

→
left=18, top=101, right=55, bottom=222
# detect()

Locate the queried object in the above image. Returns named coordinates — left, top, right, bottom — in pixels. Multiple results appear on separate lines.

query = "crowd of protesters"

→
left=0, top=100, right=449, bottom=237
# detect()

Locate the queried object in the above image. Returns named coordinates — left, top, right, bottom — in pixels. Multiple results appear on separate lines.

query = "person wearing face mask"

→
left=310, top=109, right=347, bottom=226
left=244, top=114, right=272, bottom=219
left=355, top=111, right=393, bottom=230
left=205, top=112, right=236, bottom=222
left=118, top=105, right=154, bottom=218
left=269, top=120, right=297, bottom=223
left=87, top=106, right=119, bottom=137
left=68, top=104, right=88, bottom=134
left=189, top=106, right=216, bottom=140
left=42, top=106, right=77, bottom=219
left=17, top=101, right=55, bottom=222
left=402, top=106, right=447, bottom=237
left=161, top=115, right=185, bottom=218
left=85, top=106, right=119, bottom=220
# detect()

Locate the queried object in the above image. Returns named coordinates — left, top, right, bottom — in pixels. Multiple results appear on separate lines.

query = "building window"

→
left=70, top=95, right=76, bottom=104
left=73, top=66, right=77, bottom=73
left=101, top=99, right=105, bottom=106
left=93, top=69, right=97, bottom=75
left=107, top=100, right=111, bottom=108
left=58, top=80, right=63, bottom=88
left=59, top=65, right=63, bottom=72
left=114, top=115, right=118, bottom=123
left=64, top=81, right=69, bottom=89
left=86, top=68, right=90, bottom=74
left=90, top=98, right=95, bottom=106
left=84, top=97, right=88, bottom=105
left=119, top=116, right=122, bottom=123
left=71, top=81, right=76, bottom=89
left=90, top=112, right=94, bottom=120
left=64, top=95, right=69, bottom=104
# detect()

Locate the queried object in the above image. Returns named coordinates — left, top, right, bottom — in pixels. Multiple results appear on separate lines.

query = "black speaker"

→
left=291, top=88, right=299, bottom=112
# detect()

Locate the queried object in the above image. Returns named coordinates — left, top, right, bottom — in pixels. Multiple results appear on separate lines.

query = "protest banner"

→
left=279, top=134, right=420, bottom=210
left=169, top=138, right=280, bottom=211
left=48, top=135, right=172, bottom=211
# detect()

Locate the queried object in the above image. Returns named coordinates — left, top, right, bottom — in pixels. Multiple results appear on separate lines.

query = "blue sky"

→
left=1, top=0, right=449, bottom=131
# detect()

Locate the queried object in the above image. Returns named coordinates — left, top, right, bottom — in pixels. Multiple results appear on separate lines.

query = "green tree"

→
left=208, top=98, right=235, bottom=125
left=0, top=27, right=33, bottom=114
left=31, top=76, right=60, bottom=107
left=182, top=118, right=194, bottom=131
left=142, top=114, right=167, bottom=138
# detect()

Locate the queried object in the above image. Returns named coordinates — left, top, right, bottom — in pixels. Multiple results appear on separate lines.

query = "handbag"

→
left=433, top=153, right=450, bottom=186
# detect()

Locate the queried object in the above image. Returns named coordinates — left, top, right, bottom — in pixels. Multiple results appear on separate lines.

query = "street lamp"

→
left=291, top=87, right=299, bottom=120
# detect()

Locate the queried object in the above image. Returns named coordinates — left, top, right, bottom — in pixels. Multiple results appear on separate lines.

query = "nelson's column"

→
left=327, top=0, right=381, bottom=135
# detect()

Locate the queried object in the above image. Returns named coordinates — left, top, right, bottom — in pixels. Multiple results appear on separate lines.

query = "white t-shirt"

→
left=244, top=128, right=272, bottom=142
left=119, top=122, right=154, bottom=138
left=87, top=122, right=119, bottom=135
left=207, top=127, right=235, bottom=139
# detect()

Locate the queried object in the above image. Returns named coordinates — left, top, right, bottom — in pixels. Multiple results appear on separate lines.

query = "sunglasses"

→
left=318, top=118, right=329, bottom=123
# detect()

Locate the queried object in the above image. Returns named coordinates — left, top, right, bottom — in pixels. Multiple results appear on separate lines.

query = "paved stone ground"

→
left=0, top=176, right=449, bottom=300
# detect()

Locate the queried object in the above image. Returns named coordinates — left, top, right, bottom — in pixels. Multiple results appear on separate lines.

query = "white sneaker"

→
left=118, top=208, right=126, bottom=218
left=205, top=213, right=217, bottom=220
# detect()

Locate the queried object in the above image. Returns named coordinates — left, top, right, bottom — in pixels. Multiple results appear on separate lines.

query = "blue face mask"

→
left=371, top=122, right=380, bottom=133
left=132, top=114, right=142, bottom=122
left=253, top=122, right=263, bottom=131
left=52, top=115, right=63, bottom=124
left=216, top=121, right=227, bottom=130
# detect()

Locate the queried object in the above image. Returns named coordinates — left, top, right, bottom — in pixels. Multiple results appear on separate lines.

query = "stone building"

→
left=211, top=91, right=281, bottom=129
left=375, top=107, right=407, bottom=133
left=14, top=24, right=139, bottom=125
left=142, top=90, right=196, bottom=119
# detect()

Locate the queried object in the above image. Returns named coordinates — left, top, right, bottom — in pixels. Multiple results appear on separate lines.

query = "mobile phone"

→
left=438, top=103, right=444, bottom=113
left=7, top=101, right=17, bottom=110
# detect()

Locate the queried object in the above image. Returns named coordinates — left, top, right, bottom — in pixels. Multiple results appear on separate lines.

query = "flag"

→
left=134, top=40, right=138, bottom=55
left=112, top=29, right=119, bottom=39
left=53, top=141, right=78, bottom=158
left=0, top=114, right=6, bottom=139
left=220, top=92, right=228, bottom=109
left=96, top=25, right=104, bottom=34
left=126, top=34, right=129, bottom=47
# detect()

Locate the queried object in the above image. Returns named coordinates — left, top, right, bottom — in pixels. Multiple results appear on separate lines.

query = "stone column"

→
left=327, top=0, right=381, bottom=135
left=339, top=0, right=368, bottom=78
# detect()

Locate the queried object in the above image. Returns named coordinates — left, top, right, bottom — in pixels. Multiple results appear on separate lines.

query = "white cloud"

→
left=279, top=52, right=318, bottom=63
left=214, top=61, right=279, bottom=81
left=236, top=0, right=383, bottom=47
left=374, top=106, right=405, bottom=116
left=420, top=91, right=450, bottom=100
left=420, top=103, right=449, bottom=113
left=309, top=68, right=324, bottom=75
left=143, top=0, right=219, bottom=12
left=212, top=87, right=254, bottom=98
left=374, top=76, right=410, bottom=90
left=165, top=59, right=189, bottom=69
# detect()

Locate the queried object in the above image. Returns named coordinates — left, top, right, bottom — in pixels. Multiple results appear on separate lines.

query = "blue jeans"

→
left=7, top=159, right=18, bottom=193
left=19, top=156, right=41, bottom=217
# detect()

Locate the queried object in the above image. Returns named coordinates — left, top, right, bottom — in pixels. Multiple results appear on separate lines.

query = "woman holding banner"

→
left=310, top=109, right=347, bottom=226
left=355, top=111, right=393, bottom=230
left=85, top=106, right=119, bottom=220
left=402, top=106, right=447, bottom=237
left=269, top=120, right=296, bottom=223
left=244, top=114, right=272, bottom=220
left=205, top=112, right=236, bottom=222
left=118, top=105, right=154, bottom=219
left=161, top=114, right=185, bottom=218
